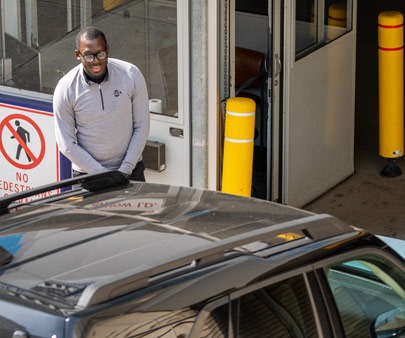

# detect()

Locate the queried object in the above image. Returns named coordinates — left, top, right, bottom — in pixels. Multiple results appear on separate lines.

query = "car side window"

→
left=83, top=308, right=197, bottom=338
left=199, top=303, right=229, bottom=337
left=237, top=275, right=319, bottom=338
left=325, top=255, right=405, bottom=338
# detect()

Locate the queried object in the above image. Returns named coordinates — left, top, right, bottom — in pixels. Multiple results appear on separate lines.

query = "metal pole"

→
left=0, top=0, right=6, bottom=84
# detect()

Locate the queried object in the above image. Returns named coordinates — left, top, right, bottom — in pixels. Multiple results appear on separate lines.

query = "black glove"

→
left=118, top=171, right=131, bottom=179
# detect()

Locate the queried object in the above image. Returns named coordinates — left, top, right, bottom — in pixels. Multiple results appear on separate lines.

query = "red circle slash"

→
left=0, top=113, right=46, bottom=169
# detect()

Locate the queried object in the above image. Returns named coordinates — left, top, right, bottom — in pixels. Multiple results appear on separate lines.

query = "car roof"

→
left=0, top=171, right=360, bottom=312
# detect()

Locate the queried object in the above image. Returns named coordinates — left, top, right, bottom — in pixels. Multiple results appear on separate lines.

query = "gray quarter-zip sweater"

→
left=53, top=58, right=150, bottom=175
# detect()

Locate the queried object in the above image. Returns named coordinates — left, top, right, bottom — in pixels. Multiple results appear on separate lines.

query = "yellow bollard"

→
left=328, top=3, right=347, bottom=28
left=221, top=97, right=256, bottom=197
left=327, top=3, right=347, bottom=41
left=378, top=11, right=404, bottom=176
left=103, top=0, right=126, bottom=11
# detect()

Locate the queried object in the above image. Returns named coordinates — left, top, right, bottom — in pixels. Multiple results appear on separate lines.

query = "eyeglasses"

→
left=78, top=51, right=107, bottom=62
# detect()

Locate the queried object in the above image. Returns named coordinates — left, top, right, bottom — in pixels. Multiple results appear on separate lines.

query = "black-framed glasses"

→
left=78, top=51, right=107, bottom=62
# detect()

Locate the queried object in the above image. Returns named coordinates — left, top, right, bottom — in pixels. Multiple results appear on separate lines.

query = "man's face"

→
left=75, top=36, right=109, bottom=79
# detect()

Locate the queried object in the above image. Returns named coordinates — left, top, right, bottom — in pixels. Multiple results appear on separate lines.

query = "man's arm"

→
left=118, top=69, right=150, bottom=175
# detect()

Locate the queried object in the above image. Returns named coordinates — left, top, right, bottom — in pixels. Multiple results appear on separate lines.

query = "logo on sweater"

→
left=114, top=90, right=122, bottom=97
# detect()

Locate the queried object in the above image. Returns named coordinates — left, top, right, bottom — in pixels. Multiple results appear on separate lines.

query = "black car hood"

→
left=0, top=182, right=312, bottom=308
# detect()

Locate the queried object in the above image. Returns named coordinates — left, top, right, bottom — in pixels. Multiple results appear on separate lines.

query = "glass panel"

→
left=235, top=0, right=267, bottom=15
left=296, top=0, right=353, bottom=58
left=199, top=303, right=229, bottom=337
left=296, top=0, right=317, bottom=54
left=0, top=0, right=178, bottom=118
left=325, top=255, right=405, bottom=338
left=325, top=0, right=351, bottom=42
left=238, top=275, right=319, bottom=337
left=84, top=308, right=197, bottom=337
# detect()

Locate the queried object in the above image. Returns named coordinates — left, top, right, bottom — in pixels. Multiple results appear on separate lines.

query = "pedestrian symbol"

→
left=11, top=120, right=32, bottom=162
left=0, top=113, right=45, bottom=169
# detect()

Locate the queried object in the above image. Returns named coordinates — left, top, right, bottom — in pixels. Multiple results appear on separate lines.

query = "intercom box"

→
left=142, top=141, right=166, bottom=172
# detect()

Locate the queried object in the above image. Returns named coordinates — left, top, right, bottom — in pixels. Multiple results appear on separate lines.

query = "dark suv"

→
left=0, top=171, right=404, bottom=338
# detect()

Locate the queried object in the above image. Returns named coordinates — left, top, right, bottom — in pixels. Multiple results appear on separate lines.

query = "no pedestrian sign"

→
left=0, top=102, right=59, bottom=198
left=0, top=113, right=46, bottom=169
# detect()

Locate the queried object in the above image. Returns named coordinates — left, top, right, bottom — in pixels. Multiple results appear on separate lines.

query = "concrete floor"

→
left=304, top=149, right=405, bottom=239
left=304, top=0, right=405, bottom=240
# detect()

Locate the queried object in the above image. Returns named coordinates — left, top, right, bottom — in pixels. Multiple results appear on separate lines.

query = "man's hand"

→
left=118, top=171, right=131, bottom=179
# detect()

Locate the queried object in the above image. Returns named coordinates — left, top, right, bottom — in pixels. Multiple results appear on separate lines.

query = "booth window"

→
left=296, top=0, right=352, bottom=58
left=0, top=0, right=178, bottom=118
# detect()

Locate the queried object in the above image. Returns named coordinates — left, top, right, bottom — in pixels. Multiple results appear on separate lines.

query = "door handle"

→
left=274, top=53, right=282, bottom=77
left=273, top=53, right=282, bottom=86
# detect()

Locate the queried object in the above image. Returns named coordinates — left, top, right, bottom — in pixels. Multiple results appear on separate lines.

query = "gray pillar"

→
left=190, top=1, right=209, bottom=188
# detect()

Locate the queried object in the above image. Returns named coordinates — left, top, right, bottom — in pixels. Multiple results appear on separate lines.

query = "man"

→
left=53, top=26, right=150, bottom=181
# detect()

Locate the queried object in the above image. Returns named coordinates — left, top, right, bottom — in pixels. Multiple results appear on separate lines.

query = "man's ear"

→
left=105, top=45, right=110, bottom=55
left=75, top=49, right=80, bottom=60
